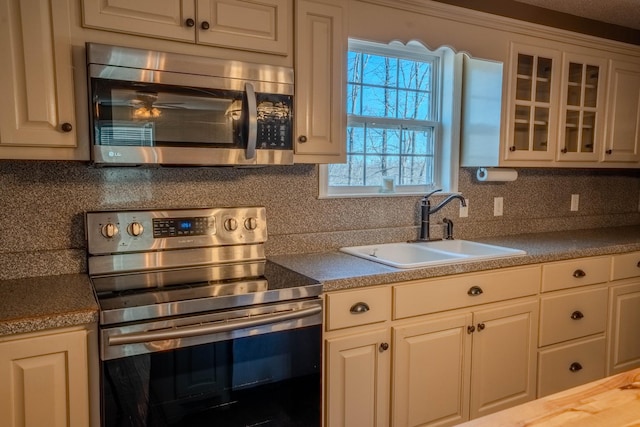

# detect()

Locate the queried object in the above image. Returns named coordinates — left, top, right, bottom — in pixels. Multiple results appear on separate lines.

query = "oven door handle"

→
left=107, top=305, right=322, bottom=346
left=244, top=82, right=257, bottom=160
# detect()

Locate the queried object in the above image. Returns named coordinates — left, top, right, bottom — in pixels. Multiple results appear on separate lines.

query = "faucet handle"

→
left=423, top=189, right=443, bottom=200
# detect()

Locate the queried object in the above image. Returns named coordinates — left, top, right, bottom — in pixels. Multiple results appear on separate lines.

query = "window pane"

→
left=346, top=124, right=365, bottom=153
left=347, top=51, right=362, bottom=83
left=402, top=127, right=434, bottom=156
left=362, top=86, right=397, bottom=117
left=398, top=59, right=431, bottom=91
left=328, top=156, right=364, bottom=186
left=364, top=155, right=400, bottom=185
left=366, top=125, right=401, bottom=154
left=346, top=83, right=361, bottom=115
left=400, top=155, right=431, bottom=185
left=362, top=54, right=398, bottom=87
left=398, top=90, right=431, bottom=119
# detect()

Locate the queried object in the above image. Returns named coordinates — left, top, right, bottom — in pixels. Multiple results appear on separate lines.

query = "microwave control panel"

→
left=256, top=94, right=292, bottom=150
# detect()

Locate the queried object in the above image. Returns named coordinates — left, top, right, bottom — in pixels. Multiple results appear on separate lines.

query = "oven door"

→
left=100, top=299, right=322, bottom=427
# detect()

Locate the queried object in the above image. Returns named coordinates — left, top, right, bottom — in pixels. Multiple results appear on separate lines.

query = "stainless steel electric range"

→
left=86, top=207, right=322, bottom=427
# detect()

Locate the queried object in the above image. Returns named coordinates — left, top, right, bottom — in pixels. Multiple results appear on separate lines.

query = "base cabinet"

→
left=393, top=299, right=539, bottom=427
left=325, top=328, right=391, bottom=427
left=608, top=281, right=640, bottom=374
left=0, top=327, right=90, bottom=427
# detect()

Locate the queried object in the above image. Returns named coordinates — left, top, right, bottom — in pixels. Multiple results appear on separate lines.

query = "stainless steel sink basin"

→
left=339, top=240, right=526, bottom=269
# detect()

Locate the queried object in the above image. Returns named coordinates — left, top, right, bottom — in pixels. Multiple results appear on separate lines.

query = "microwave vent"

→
left=98, top=122, right=154, bottom=146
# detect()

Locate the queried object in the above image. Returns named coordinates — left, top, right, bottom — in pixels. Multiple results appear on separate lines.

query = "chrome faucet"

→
left=419, top=189, right=467, bottom=241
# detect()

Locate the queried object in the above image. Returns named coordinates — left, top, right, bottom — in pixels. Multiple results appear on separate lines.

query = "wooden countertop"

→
left=459, top=367, right=640, bottom=426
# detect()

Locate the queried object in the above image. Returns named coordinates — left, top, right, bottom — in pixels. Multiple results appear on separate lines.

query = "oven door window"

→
left=102, top=325, right=321, bottom=427
left=91, top=79, right=245, bottom=148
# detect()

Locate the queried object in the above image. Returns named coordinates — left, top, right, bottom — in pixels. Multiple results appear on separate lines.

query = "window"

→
left=319, top=40, right=460, bottom=198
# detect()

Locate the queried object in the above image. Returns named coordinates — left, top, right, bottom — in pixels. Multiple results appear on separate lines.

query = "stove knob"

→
left=224, top=218, right=238, bottom=231
left=127, top=221, right=144, bottom=237
left=100, top=223, right=119, bottom=239
left=244, top=217, right=258, bottom=231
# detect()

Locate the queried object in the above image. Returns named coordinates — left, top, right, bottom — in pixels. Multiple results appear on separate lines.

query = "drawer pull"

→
left=467, top=286, right=484, bottom=296
left=569, top=362, right=583, bottom=372
left=572, top=269, right=586, bottom=278
left=350, top=302, right=370, bottom=314
left=379, top=342, right=389, bottom=352
left=570, top=310, right=584, bottom=320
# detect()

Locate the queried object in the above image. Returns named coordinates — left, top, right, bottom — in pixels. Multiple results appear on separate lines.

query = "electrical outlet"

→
left=571, top=194, right=579, bottom=211
left=494, top=197, right=503, bottom=216
left=459, top=198, right=469, bottom=218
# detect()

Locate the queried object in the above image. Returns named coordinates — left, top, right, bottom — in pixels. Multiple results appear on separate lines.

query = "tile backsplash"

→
left=1, top=160, right=639, bottom=280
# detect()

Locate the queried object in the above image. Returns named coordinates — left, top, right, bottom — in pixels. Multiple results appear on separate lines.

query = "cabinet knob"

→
left=572, top=269, right=586, bottom=278
left=185, top=18, right=195, bottom=27
left=636, top=261, right=640, bottom=268
left=606, top=149, right=613, bottom=155
left=379, top=342, right=389, bottom=352
left=477, top=323, right=486, bottom=331
left=467, top=325, right=476, bottom=334
left=509, top=146, right=516, bottom=152
left=561, top=147, right=568, bottom=154
left=467, top=286, right=484, bottom=296
left=349, top=302, right=370, bottom=314
left=201, top=21, right=210, bottom=30
left=60, top=122, right=73, bottom=132
left=569, top=362, right=583, bottom=372
left=298, top=135, right=308, bottom=143
left=570, top=310, right=584, bottom=320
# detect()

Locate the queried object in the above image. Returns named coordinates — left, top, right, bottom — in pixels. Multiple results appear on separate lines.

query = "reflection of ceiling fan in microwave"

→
left=108, top=89, right=234, bottom=120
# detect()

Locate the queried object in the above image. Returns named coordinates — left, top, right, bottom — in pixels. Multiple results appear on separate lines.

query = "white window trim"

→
left=319, top=39, right=461, bottom=199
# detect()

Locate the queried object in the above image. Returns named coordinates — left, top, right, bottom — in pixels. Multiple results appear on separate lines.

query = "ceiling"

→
left=512, top=0, right=640, bottom=31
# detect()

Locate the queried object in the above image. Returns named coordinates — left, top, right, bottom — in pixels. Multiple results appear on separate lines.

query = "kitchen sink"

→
left=339, top=240, right=526, bottom=269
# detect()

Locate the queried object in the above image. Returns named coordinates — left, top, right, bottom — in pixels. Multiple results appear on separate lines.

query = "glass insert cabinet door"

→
left=557, top=54, right=608, bottom=162
left=506, top=44, right=561, bottom=161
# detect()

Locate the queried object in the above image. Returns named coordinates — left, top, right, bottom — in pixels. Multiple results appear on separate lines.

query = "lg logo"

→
left=108, top=151, right=123, bottom=157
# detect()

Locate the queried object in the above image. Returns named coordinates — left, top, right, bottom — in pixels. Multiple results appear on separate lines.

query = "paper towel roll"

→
left=476, top=168, right=518, bottom=182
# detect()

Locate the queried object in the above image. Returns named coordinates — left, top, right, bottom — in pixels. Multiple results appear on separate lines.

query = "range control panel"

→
left=86, top=207, right=267, bottom=256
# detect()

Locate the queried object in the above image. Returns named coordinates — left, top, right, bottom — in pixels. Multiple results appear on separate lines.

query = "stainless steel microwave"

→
left=86, top=43, right=294, bottom=166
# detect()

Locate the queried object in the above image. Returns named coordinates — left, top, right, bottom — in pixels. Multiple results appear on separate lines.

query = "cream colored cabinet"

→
left=504, top=43, right=561, bottom=163
left=393, top=298, right=538, bottom=427
left=0, top=0, right=85, bottom=160
left=391, top=267, right=540, bottom=426
left=603, top=60, right=640, bottom=163
left=294, top=0, right=346, bottom=163
left=0, top=327, right=90, bottom=427
left=325, top=286, right=391, bottom=427
left=81, top=0, right=290, bottom=55
left=325, top=328, right=391, bottom=427
left=469, top=299, right=539, bottom=419
left=393, top=313, right=472, bottom=427
left=608, top=251, right=640, bottom=375
left=556, top=53, right=608, bottom=162
left=537, top=256, right=610, bottom=397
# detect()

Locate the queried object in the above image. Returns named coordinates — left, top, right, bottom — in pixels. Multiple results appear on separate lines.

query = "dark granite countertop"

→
left=2, top=225, right=640, bottom=337
left=0, top=273, right=99, bottom=337
left=269, top=225, right=640, bottom=291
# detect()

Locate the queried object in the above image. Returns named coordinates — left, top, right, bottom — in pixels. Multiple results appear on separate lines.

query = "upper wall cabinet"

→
left=504, top=43, right=561, bottom=163
left=462, top=41, right=638, bottom=169
left=293, top=0, right=347, bottom=164
left=557, top=53, right=608, bottom=163
left=81, top=0, right=290, bottom=55
left=603, top=60, right=640, bottom=163
left=0, top=0, right=86, bottom=160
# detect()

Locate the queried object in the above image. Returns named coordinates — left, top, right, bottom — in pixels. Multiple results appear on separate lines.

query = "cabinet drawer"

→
left=537, top=336, right=606, bottom=397
left=541, top=256, right=610, bottom=292
left=326, top=286, right=391, bottom=331
left=611, top=251, right=640, bottom=281
left=393, top=266, right=540, bottom=319
left=539, top=286, right=608, bottom=346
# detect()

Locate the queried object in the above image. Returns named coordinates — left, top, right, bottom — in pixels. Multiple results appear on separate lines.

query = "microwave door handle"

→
left=245, top=82, right=257, bottom=160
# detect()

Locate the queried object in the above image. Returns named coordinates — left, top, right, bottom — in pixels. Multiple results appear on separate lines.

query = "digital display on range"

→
left=153, top=217, right=212, bottom=237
